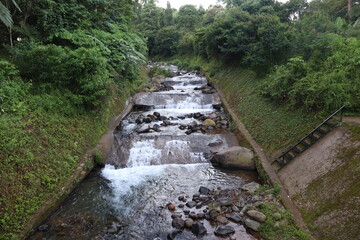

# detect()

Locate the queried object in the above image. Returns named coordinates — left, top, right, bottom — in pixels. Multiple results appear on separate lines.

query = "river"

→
left=28, top=64, right=260, bottom=240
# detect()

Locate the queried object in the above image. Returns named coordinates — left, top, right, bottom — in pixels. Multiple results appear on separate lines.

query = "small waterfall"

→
left=29, top=63, right=258, bottom=240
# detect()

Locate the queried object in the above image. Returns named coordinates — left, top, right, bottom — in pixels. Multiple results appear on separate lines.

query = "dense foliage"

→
left=0, top=0, right=146, bottom=239
left=137, top=0, right=360, bottom=113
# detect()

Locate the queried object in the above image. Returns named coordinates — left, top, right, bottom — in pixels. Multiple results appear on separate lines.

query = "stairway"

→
left=272, top=105, right=345, bottom=171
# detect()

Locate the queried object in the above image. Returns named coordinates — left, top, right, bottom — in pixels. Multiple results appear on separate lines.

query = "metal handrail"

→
left=273, top=105, right=345, bottom=166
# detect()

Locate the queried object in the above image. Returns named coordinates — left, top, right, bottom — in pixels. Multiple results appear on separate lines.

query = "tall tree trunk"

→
left=8, top=27, right=13, bottom=47
left=348, top=0, right=353, bottom=18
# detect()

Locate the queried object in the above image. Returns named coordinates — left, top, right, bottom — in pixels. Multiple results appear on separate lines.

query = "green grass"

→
left=258, top=202, right=310, bottom=240
left=209, top=66, right=323, bottom=154
left=0, top=79, right=140, bottom=240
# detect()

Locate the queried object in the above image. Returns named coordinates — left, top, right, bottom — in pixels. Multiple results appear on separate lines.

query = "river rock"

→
left=143, top=117, right=152, bottom=123
left=172, top=218, right=184, bottom=229
left=213, top=103, right=222, bottom=109
left=208, top=113, right=217, bottom=119
left=214, top=225, right=235, bottom=236
left=189, top=212, right=198, bottom=219
left=38, top=224, right=50, bottom=232
left=167, top=230, right=182, bottom=240
left=199, top=195, right=209, bottom=201
left=246, top=210, right=266, bottom=222
left=192, top=222, right=207, bottom=236
left=148, top=114, right=157, bottom=120
left=208, top=202, right=221, bottom=212
left=241, top=182, right=260, bottom=193
left=193, top=193, right=200, bottom=198
left=194, top=112, right=202, bottom=118
left=135, top=117, right=143, bottom=124
left=217, top=197, right=232, bottom=206
left=171, top=213, right=182, bottom=219
left=244, top=218, right=261, bottom=231
left=184, top=218, right=194, bottom=228
left=232, top=206, right=240, bottom=212
left=179, top=124, right=186, bottom=130
left=168, top=203, right=176, bottom=211
left=226, top=213, right=243, bottom=223
left=209, top=210, right=219, bottom=220
left=186, top=201, right=197, bottom=208
left=216, top=215, right=229, bottom=224
left=199, top=186, right=210, bottom=195
left=208, top=140, right=223, bottom=147
left=153, top=112, right=161, bottom=118
left=211, top=146, right=255, bottom=170
left=162, top=120, right=171, bottom=126
left=137, top=125, right=151, bottom=133
left=204, top=119, right=216, bottom=127
left=152, top=124, right=161, bottom=132
left=220, top=120, right=228, bottom=126
left=207, top=126, right=214, bottom=131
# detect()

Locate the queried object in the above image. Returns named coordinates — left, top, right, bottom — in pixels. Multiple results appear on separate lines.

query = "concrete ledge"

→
left=211, top=82, right=312, bottom=237
left=19, top=100, right=134, bottom=240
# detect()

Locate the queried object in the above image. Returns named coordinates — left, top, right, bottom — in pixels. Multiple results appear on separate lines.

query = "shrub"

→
left=15, top=44, right=111, bottom=108
left=0, top=60, right=31, bottom=115
left=260, top=34, right=360, bottom=113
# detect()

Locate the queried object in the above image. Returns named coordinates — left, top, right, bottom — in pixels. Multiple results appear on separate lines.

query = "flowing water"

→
left=29, top=64, right=259, bottom=240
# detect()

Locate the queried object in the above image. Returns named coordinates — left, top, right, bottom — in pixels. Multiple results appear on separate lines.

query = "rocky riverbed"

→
left=164, top=181, right=283, bottom=240
left=28, top=63, right=271, bottom=240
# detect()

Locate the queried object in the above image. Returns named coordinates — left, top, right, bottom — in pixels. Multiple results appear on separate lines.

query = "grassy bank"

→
left=0, top=77, right=144, bottom=239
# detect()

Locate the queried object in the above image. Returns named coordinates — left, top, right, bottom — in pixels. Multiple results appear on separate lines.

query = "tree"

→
left=138, top=1, right=162, bottom=54
left=153, top=26, right=180, bottom=56
left=177, top=5, right=201, bottom=31
left=281, top=0, right=308, bottom=20
left=164, top=1, right=174, bottom=26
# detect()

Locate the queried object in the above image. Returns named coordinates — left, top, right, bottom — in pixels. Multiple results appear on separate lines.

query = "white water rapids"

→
left=28, top=63, right=258, bottom=240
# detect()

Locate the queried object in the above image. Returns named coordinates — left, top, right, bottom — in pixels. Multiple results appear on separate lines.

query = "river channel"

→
left=29, top=64, right=260, bottom=240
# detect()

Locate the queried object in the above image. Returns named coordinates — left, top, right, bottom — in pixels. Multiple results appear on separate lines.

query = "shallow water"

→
left=29, top=64, right=259, bottom=240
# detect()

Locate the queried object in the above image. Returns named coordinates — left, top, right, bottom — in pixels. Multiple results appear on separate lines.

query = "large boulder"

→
left=210, top=146, right=255, bottom=170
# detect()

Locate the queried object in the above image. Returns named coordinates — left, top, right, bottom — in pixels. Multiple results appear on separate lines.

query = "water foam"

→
left=126, top=140, right=161, bottom=167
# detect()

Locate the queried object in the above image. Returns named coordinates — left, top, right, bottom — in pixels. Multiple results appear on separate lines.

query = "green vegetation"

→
left=251, top=185, right=309, bottom=240
left=0, top=0, right=146, bottom=239
left=137, top=0, right=360, bottom=113
left=148, top=65, right=174, bottom=78
left=258, top=202, right=310, bottom=240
